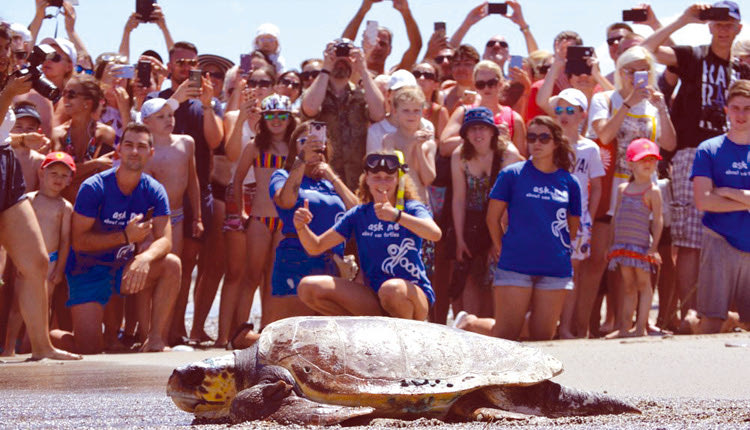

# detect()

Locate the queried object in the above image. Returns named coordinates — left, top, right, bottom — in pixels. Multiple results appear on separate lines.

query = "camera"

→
left=11, top=44, right=60, bottom=102
left=700, top=105, right=727, bottom=132
left=335, top=42, right=352, bottom=57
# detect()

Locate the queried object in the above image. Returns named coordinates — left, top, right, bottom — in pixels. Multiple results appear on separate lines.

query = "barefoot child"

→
left=606, top=138, right=663, bottom=338
left=8, top=103, right=48, bottom=191
left=2, top=152, right=74, bottom=356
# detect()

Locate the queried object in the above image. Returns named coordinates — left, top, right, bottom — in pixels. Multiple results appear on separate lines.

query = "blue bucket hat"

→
left=459, top=107, right=497, bottom=139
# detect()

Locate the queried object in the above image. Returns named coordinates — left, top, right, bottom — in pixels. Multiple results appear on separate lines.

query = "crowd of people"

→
left=0, top=0, right=749, bottom=359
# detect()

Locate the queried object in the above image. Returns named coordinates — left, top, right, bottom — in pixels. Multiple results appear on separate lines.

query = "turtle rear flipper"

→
left=481, top=381, right=641, bottom=417
left=230, top=381, right=375, bottom=425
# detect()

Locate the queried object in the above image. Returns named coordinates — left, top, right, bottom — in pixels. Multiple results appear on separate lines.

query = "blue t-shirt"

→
left=690, top=134, right=750, bottom=252
left=489, top=161, right=582, bottom=277
left=67, top=168, right=170, bottom=273
left=333, top=200, right=434, bottom=302
left=269, top=169, right=346, bottom=255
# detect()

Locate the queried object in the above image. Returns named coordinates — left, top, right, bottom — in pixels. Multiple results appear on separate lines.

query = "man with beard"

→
left=341, top=0, right=422, bottom=75
left=301, top=39, right=385, bottom=190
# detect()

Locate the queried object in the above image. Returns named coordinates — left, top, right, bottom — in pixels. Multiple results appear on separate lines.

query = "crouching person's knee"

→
left=377, top=279, right=408, bottom=308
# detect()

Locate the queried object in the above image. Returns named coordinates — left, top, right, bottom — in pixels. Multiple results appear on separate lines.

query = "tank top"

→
left=464, top=161, right=492, bottom=212
left=613, top=188, right=652, bottom=248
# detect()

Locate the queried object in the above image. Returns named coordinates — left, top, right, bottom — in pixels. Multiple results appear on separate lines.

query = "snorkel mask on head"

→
left=364, top=151, right=408, bottom=210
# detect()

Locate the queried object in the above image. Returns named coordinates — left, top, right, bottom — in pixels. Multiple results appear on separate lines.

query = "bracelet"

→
left=393, top=209, right=402, bottom=223
left=623, top=101, right=632, bottom=109
left=320, top=69, right=331, bottom=75
left=520, top=25, right=530, bottom=32
left=123, top=230, right=130, bottom=245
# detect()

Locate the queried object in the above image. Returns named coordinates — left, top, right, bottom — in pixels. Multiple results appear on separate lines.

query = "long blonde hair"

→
left=614, top=46, right=656, bottom=91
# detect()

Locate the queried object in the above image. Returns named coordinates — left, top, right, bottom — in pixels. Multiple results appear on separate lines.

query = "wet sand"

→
left=1, top=332, right=749, bottom=429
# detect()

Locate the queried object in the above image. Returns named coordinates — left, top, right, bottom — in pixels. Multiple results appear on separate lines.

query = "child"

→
left=2, top=152, right=74, bottom=356
left=8, top=103, right=48, bottom=191
left=606, top=138, right=663, bottom=339
left=550, top=89, right=605, bottom=339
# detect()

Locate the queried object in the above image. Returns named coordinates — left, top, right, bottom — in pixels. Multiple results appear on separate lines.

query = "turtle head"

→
left=167, top=348, right=258, bottom=419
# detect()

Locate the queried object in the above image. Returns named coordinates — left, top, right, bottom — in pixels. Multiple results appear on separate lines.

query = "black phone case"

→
left=622, top=9, right=648, bottom=22
left=488, top=3, right=507, bottom=15
left=565, top=47, right=593, bottom=76
left=699, top=7, right=729, bottom=21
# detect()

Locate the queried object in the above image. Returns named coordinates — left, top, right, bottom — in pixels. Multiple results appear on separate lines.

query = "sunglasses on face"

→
left=62, top=89, right=82, bottom=99
left=75, top=65, right=94, bottom=75
left=527, top=132, right=552, bottom=144
left=248, top=79, right=273, bottom=88
left=435, top=55, right=453, bottom=64
left=175, top=58, right=198, bottom=67
left=263, top=112, right=290, bottom=121
left=606, top=36, right=624, bottom=46
left=208, top=71, right=225, bottom=80
left=365, top=153, right=404, bottom=174
left=47, top=53, right=63, bottom=63
left=13, top=51, right=27, bottom=60
left=412, top=70, right=437, bottom=81
left=537, top=64, right=551, bottom=74
left=554, top=106, right=578, bottom=115
left=475, top=78, right=499, bottom=90
left=279, top=78, right=301, bottom=89
left=300, top=70, right=320, bottom=81
left=486, top=40, right=509, bottom=49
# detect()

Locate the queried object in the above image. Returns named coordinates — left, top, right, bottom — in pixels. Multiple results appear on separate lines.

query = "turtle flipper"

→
left=481, top=380, right=640, bottom=417
left=230, top=381, right=375, bottom=425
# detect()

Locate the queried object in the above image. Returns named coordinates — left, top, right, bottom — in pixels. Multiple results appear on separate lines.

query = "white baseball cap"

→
left=551, top=88, right=588, bottom=112
left=40, top=37, right=77, bottom=67
left=388, top=69, right=417, bottom=91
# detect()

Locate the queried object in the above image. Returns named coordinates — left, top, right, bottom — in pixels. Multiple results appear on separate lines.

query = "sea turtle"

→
left=167, top=316, right=639, bottom=424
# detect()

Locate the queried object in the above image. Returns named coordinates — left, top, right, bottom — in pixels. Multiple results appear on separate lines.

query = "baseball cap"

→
left=551, top=88, right=588, bottom=112
left=9, top=23, right=31, bottom=43
left=626, top=138, right=662, bottom=162
left=41, top=151, right=76, bottom=173
left=39, top=37, right=77, bottom=67
left=13, top=103, right=41, bottom=123
left=260, top=94, right=292, bottom=112
left=459, top=107, right=498, bottom=139
left=713, top=1, right=741, bottom=20
left=388, top=69, right=417, bottom=91
left=140, top=98, right=169, bottom=120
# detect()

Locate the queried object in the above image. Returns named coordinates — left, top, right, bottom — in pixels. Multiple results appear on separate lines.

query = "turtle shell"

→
left=257, top=316, right=563, bottom=415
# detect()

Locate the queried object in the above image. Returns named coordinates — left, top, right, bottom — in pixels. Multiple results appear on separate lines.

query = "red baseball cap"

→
left=41, top=151, right=76, bottom=174
left=626, top=138, right=662, bottom=162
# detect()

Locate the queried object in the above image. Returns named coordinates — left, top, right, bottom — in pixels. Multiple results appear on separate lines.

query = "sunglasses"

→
left=435, top=55, right=453, bottom=64
left=279, top=78, right=301, bottom=89
left=554, top=106, right=578, bottom=115
left=537, top=64, right=551, bottom=74
left=365, top=153, right=404, bottom=174
left=175, top=58, right=198, bottom=66
left=47, top=53, right=63, bottom=63
left=300, top=70, right=320, bottom=81
left=75, top=65, right=95, bottom=75
left=606, top=36, right=624, bottom=46
left=412, top=70, right=437, bottom=81
left=527, top=132, right=552, bottom=144
left=208, top=71, right=225, bottom=80
left=263, top=112, right=290, bottom=121
left=62, top=89, right=82, bottom=99
left=248, top=79, right=273, bottom=88
left=13, top=51, right=28, bottom=60
left=475, top=78, right=499, bottom=90
left=486, top=40, right=509, bottom=49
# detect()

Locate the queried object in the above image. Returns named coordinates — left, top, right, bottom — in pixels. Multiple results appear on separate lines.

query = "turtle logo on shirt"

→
left=550, top=208, right=571, bottom=249
left=381, top=238, right=420, bottom=278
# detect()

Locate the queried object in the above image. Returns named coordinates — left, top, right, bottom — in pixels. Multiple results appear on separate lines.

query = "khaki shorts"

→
left=697, top=229, right=750, bottom=322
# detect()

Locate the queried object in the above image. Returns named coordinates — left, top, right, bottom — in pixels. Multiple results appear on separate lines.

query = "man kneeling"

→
left=51, top=123, right=180, bottom=354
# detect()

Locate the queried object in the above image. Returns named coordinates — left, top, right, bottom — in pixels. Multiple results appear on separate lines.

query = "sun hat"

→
left=459, top=106, right=497, bottom=139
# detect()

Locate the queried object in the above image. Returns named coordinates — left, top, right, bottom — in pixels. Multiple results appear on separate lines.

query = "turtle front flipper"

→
left=230, top=380, right=375, bottom=425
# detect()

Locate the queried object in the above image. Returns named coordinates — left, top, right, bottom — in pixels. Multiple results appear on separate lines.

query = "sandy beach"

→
left=1, top=330, right=749, bottom=429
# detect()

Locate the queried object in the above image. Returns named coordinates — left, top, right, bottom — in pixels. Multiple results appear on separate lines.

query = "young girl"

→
left=606, top=138, right=663, bottom=339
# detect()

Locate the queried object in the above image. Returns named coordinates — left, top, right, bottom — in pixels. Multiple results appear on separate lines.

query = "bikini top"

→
left=253, top=152, right=286, bottom=169
left=62, top=124, right=100, bottom=163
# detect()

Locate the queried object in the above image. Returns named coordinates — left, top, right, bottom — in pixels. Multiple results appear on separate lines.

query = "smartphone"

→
left=309, top=121, right=327, bottom=142
left=48, top=0, right=63, bottom=6
left=622, top=9, right=648, bottom=22
left=136, top=0, right=156, bottom=22
left=434, top=22, right=446, bottom=33
left=365, top=20, right=379, bottom=46
left=137, top=60, right=151, bottom=87
left=509, top=55, right=523, bottom=70
left=565, top=46, right=594, bottom=76
left=487, top=3, right=508, bottom=15
left=239, top=54, right=252, bottom=75
left=699, top=7, right=729, bottom=21
left=461, top=90, right=477, bottom=105
left=189, top=69, right=202, bottom=88
left=112, top=65, right=135, bottom=79
left=634, top=71, right=648, bottom=89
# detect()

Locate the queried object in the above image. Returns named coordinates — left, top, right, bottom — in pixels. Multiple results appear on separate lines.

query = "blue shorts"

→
left=66, top=264, right=124, bottom=306
left=367, top=274, right=436, bottom=306
left=271, top=241, right=338, bottom=297
left=493, top=268, right=573, bottom=291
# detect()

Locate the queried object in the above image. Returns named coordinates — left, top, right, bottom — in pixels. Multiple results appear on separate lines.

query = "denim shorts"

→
left=494, top=268, right=573, bottom=291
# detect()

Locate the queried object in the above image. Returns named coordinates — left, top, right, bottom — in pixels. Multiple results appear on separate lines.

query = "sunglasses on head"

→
left=554, top=106, right=578, bottom=116
left=475, top=78, right=499, bottom=90
left=75, top=65, right=94, bottom=75
left=175, top=58, right=198, bottom=66
left=364, top=153, right=406, bottom=174
left=300, top=70, right=320, bottom=81
left=279, top=78, right=301, bottom=89
left=248, top=79, right=273, bottom=88
left=606, top=36, right=624, bottom=46
left=486, top=40, right=509, bottom=49
left=412, top=70, right=437, bottom=81
left=527, top=132, right=552, bottom=144
left=435, top=55, right=453, bottom=64
left=263, top=112, right=290, bottom=121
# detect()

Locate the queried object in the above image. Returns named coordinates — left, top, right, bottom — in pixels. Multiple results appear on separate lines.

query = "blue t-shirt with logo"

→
left=333, top=200, right=435, bottom=304
left=66, top=168, right=170, bottom=274
left=489, top=161, right=582, bottom=277
left=269, top=169, right=346, bottom=255
left=690, top=135, right=750, bottom=252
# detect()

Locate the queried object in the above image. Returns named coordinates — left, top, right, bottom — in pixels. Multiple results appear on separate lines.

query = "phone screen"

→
left=509, top=55, right=523, bottom=70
